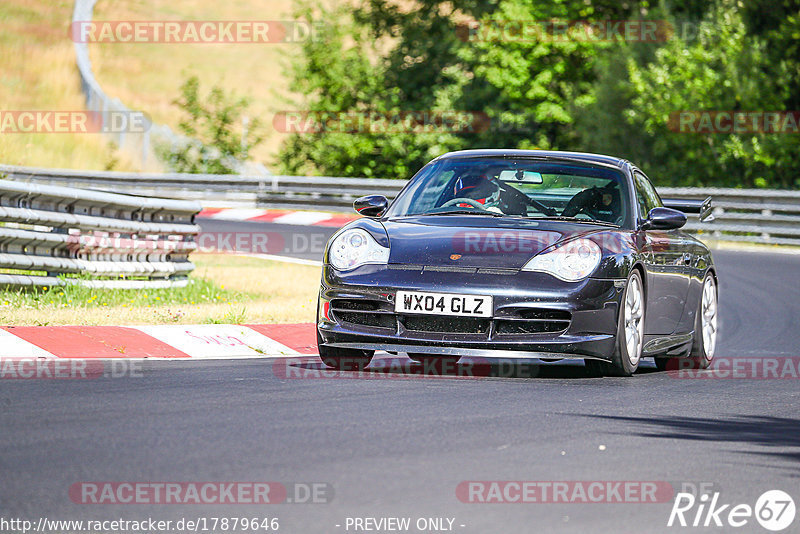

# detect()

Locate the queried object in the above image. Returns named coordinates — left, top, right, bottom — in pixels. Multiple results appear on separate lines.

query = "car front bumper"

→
left=317, top=264, right=625, bottom=361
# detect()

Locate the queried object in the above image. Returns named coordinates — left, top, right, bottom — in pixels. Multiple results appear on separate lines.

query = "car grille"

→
left=495, top=309, right=571, bottom=335
left=330, top=299, right=395, bottom=330
left=401, top=315, right=491, bottom=334
left=334, top=311, right=396, bottom=329
left=386, top=265, right=518, bottom=276
left=329, top=299, right=571, bottom=337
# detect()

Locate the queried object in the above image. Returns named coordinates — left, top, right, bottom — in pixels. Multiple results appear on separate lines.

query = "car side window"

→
left=633, top=171, right=662, bottom=219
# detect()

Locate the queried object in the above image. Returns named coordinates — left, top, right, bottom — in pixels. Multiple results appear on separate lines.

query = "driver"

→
left=562, top=181, right=622, bottom=224
left=451, top=173, right=502, bottom=211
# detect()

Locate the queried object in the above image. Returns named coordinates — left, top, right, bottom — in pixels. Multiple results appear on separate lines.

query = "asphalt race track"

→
left=1, top=219, right=798, bottom=533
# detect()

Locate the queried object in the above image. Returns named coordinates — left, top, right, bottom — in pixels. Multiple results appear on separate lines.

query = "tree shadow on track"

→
left=583, top=414, right=800, bottom=472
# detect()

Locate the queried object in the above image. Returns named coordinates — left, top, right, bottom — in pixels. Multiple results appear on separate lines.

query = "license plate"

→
left=395, top=291, right=492, bottom=317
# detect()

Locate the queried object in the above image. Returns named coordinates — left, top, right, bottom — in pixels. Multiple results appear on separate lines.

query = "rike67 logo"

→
left=668, top=490, right=795, bottom=531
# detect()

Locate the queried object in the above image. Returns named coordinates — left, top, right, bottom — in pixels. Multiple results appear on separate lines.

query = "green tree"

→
left=277, top=2, right=492, bottom=178
left=279, top=0, right=800, bottom=187
left=161, top=76, right=263, bottom=174
left=621, top=0, right=798, bottom=187
left=459, top=0, right=652, bottom=150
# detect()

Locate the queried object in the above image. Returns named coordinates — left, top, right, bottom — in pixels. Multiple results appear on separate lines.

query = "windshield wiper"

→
left=425, top=209, right=505, bottom=217
left=533, top=216, right=619, bottom=227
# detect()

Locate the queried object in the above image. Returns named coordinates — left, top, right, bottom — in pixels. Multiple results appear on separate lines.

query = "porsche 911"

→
left=316, top=149, right=717, bottom=376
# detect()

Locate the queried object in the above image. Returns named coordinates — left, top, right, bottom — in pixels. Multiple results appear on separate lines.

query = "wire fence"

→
left=72, top=0, right=183, bottom=170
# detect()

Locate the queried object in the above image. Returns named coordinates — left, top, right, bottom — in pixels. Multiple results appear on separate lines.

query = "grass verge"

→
left=0, top=0, right=140, bottom=170
left=0, top=254, right=320, bottom=325
left=90, top=0, right=297, bottom=166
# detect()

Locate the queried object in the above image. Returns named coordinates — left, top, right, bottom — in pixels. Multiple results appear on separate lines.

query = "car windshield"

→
left=386, top=157, right=630, bottom=226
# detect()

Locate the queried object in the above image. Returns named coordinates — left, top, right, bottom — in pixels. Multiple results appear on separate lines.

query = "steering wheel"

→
left=488, top=180, right=556, bottom=216
left=522, top=195, right=558, bottom=216
left=441, top=198, right=490, bottom=210
left=562, top=187, right=601, bottom=218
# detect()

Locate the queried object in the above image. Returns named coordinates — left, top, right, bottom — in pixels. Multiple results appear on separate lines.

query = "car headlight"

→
left=328, top=228, right=390, bottom=271
left=522, top=238, right=602, bottom=281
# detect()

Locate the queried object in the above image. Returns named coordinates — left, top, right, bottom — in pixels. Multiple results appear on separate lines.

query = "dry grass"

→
left=0, top=254, right=320, bottom=326
left=191, top=253, right=320, bottom=323
left=0, top=0, right=305, bottom=170
left=0, top=0, right=141, bottom=170
left=90, top=0, right=301, bottom=166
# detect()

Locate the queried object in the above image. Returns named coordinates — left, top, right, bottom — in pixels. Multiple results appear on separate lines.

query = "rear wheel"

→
left=585, top=270, right=645, bottom=377
left=690, top=273, right=718, bottom=369
left=317, top=331, right=374, bottom=371
left=654, top=273, right=717, bottom=372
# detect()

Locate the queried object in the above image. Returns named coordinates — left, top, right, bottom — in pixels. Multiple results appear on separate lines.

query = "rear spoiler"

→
left=662, top=196, right=714, bottom=222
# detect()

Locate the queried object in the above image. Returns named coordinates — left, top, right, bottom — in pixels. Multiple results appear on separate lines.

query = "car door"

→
left=633, top=171, right=692, bottom=335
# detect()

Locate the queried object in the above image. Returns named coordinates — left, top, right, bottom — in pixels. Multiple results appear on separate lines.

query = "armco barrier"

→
left=0, top=178, right=200, bottom=288
left=0, top=164, right=406, bottom=211
left=659, top=187, right=800, bottom=246
left=1, top=164, right=799, bottom=246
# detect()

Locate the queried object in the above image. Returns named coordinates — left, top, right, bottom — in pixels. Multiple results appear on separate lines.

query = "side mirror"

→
left=641, top=207, right=687, bottom=230
left=353, top=195, right=388, bottom=217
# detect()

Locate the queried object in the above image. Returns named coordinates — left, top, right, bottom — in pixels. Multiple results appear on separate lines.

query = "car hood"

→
left=381, top=215, right=611, bottom=269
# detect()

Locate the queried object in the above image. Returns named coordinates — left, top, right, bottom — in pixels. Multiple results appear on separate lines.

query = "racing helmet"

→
left=452, top=173, right=500, bottom=205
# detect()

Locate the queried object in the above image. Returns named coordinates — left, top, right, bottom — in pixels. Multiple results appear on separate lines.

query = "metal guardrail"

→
left=0, top=178, right=200, bottom=288
left=2, top=164, right=799, bottom=246
left=0, top=165, right=405, bottom=211
left=659, top=187, right=800, bottom=246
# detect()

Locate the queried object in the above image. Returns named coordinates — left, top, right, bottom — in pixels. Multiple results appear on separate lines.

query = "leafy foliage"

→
left=161, top=76, right=263, bottom=174
left=279, top=0, right=800, bottom=188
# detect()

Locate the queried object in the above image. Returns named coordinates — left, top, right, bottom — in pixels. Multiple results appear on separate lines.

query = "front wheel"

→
left=586, top=270, right=645, bottom=377
left=317, top=331, right=374, bottom=371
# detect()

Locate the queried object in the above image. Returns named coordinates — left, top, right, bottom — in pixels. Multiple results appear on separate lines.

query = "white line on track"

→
left=241, top=253, right=322, bottom=266
left=0, top=330, right=58, bottom=358
left=134, top=325, right=301, bottom=359
left=270, top=211, right=333, bottom=225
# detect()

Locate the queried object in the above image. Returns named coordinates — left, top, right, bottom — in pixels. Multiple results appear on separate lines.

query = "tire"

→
left=689, top=273, right=718, bottom=370
left=653, top=272, right=717, bottom=372
left=317, top=331, right=374, bottom=371
left=585, top=270, right=645, bottom=377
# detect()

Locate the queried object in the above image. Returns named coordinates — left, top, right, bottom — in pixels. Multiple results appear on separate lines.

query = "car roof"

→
left=433, top=149, right=629, bottom=170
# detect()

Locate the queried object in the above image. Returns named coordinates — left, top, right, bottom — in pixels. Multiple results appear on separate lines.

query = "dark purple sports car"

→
left=316, top=150, right=717, bottom=376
